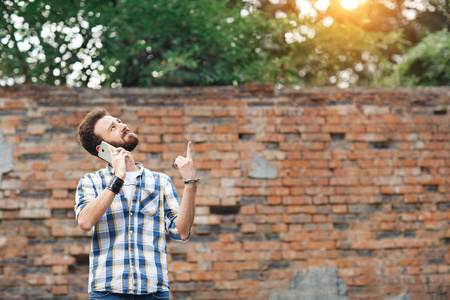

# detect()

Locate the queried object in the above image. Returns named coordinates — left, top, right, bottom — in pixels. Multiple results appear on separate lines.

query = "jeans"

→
left=89, top=291, right=170, bottom=300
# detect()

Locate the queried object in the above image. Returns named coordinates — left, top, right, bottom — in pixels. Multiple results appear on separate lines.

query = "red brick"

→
left=381, top=185, right=424, bottom=194
left=170, top=262, right=195, bottom=272
left=302, top=133, right=331, bottom=141
left=213, top=262, right=243, bottom=272
left=174, top=273, right=191, bottom=282
left=52, top=189, right=68, bottom=199
left=137, top=108, right=167, bottom=117
left=240, top=223, right=257, bottom=233
left=346, top=133, right=388, bottom=142
left=52, top=285, right=68, bottom=295
left=191, top=272, right=224, bottom=281
left=243, top=241, right=281, bottom=251
left=272, top=223, right=288, bottom=232
left=194, top=215, right=221, bottom=225
left=282, top=160, right=312, bottom=168
left=211, top=242, right=242, bottom=252
left=46, top=199, right=76, bottom=209
left=52, top=265, right=68, bottom=274
left=282, top=196, right=312, bottom=205
left=332, top=205, right=348, bottom=214
left=219, top=234, right=235, bottom=243
left=193, top=143, right=217, bottom=152
left=43, top=255, right=76, bottom=266
left=353, top=276, right=375, bottom=286
left=350, top=186, right=380, bottom=195
left=379, top=222, right=396, bottom=231
left=312, top=214, right=328, bottom=223
left=305, top=187, right=335, bottom=195
left=19, top=209, right=51, bottom=219
left=330, top=177, right=359, bottom=186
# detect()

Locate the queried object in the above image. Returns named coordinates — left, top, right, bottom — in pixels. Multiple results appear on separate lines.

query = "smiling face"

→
left=94, top=115, right=139, bottom=152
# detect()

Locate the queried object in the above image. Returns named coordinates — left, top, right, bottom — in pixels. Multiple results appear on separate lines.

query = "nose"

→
left=120, top=122, right=128, bottom=131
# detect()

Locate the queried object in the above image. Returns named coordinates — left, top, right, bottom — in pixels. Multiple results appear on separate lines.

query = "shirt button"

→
left=130, top=212, right=133, bottom=216
left=130, top=230, right=133, bottom=234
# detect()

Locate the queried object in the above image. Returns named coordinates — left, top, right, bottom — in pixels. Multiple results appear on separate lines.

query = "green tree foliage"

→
left=0, top=0, right=447, bottom=88
left=385, top=29, right=450, bottom=86
left=1, top=0, right=278, bottom=87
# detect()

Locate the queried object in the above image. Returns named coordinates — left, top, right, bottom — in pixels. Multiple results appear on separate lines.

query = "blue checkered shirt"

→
left=75, top=163, right=188, bottom=294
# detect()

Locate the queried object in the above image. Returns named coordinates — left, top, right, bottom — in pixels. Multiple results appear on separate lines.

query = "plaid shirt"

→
left=75, top=163, right=188, bottom=294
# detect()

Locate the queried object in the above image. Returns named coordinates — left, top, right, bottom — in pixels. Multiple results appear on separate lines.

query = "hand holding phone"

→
left=98, top=141, right=117, bottom=164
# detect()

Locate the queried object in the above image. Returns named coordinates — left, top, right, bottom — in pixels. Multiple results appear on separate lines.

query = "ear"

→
left=96, top=144, right=101, bottom=152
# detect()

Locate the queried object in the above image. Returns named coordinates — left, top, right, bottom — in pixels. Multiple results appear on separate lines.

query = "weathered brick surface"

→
left=0, top=85, right=449, bottom=299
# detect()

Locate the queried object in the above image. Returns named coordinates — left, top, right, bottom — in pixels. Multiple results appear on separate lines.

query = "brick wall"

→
left=0, top=85, right=449, bottom=299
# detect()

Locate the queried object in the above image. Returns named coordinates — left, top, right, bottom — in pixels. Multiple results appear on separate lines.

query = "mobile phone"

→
left=98, top=141, right=117, bottom=164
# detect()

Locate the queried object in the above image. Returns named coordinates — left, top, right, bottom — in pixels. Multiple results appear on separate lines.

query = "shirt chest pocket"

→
left=139, top=189, right=161, bottom=216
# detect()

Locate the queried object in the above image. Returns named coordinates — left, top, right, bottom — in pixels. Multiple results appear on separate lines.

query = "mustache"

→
left=122, top=129, right=131, bottom=139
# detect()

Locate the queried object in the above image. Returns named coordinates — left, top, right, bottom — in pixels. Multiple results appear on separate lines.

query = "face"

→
left=94, top=115, right=139, bottom=152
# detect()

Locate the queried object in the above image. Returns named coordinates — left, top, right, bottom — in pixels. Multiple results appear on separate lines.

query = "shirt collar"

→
left=106, top=162, right=145, bottom=176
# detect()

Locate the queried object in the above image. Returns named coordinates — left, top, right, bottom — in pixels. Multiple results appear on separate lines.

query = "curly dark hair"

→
left=78, top=107, right=109, bottom=156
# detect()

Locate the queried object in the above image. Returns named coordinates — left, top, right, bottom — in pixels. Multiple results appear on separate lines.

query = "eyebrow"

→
left=107, top=119, right=121, bottom=132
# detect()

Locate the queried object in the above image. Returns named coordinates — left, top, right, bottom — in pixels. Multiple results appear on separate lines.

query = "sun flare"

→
left=340, top=0, right=359, bottom=10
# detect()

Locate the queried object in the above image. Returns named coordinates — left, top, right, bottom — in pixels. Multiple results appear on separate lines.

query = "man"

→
left=75, top=108, right=197, bottom=300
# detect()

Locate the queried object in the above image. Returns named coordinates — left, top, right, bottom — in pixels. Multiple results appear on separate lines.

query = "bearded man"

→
left=75, top=108, right=197, bottom=300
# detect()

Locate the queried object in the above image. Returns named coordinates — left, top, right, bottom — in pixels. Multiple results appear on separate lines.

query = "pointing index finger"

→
left=186, top=141, right=192, bottom=159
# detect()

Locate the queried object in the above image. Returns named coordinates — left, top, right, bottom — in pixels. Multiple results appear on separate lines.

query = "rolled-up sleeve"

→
left=163, top=175, right=190, bottom=242
left=74, top=174, right=97, bottom=222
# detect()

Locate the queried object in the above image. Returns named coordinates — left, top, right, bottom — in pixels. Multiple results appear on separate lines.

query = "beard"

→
left=107, top=133, right=139, bottom=152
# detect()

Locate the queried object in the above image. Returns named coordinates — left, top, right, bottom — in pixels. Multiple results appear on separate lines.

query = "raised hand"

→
left=174, top=141, right=196, bottom=181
